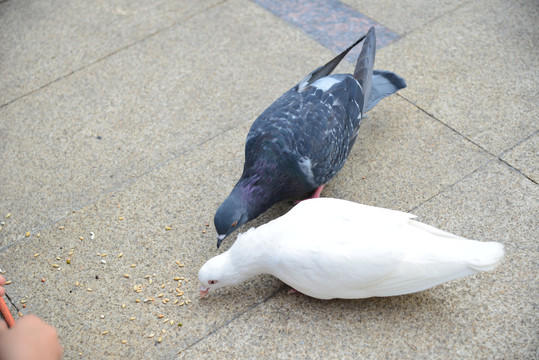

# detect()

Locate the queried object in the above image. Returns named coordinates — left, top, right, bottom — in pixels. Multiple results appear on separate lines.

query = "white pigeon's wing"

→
left=268, top=224, right=407, bottom=299
left=265, top=203, right=411, bottom=299
left=287, top=197, right=416, bottom=229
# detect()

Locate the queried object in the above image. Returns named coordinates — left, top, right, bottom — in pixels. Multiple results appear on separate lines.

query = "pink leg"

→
left=295, top=185, right=325, bottom=204
left=310, top=185, right=325, bottom=199
left=287, top=288, right=300, bottom=295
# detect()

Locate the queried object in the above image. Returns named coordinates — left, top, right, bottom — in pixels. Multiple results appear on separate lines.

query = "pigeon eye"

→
left=208, top=280, right=218, bottom=285
left=231, top=221, right=237, bottom=227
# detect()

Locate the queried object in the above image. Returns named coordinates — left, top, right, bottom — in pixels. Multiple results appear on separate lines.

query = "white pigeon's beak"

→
left=199, top=286, right=210, bottom=298
left=216, top=234, right=226, bottom=248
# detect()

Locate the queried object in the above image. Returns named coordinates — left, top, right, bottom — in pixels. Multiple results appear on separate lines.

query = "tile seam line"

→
left=0, top=121, right=242, bottom=253
left=175, top=284, right=288, bottom=356
left=0, top=0, right=230, bottom=110
left=396, top=93, right=493, bottom=156
left=407, top=157, right=492, bottom=214
left=398, top=93, right=538, bottom=185
left=400, top=0, right=473, bottom=37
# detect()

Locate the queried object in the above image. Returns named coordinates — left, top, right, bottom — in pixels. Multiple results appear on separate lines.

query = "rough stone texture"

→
left=0, top=0, right=221, bottom=105
left=375, top=0, right=539, bottom=155
left=0, top=0, right=333, bottom=248
left=500, top=132, right=538, bottom=183
left=341, top=0, right=468, bottom=35
left=0, top=0, right=537, bottom=358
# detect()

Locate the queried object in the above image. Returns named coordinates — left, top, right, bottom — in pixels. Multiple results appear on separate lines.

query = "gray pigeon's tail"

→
left=298, top=33, right=367, bottom=92
left=353, top=27, right=376, bottom=114
left=364, top=70, right=407, bottom=112
left=353, top=27, right=407, bottom=113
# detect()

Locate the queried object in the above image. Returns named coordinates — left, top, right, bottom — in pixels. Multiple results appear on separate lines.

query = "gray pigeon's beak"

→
left=216, top=234, right=226, bottom=248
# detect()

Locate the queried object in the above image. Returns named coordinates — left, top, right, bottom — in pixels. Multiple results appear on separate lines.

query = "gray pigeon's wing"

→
left=245, top=74, right=363, bottom=188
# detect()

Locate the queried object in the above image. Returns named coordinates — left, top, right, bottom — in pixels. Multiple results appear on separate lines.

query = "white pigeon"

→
left=199, top=198, right=504, bottom=300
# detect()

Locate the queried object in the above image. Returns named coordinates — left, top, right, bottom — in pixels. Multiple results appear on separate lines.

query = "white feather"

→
left=199, top=198, right=504, bottom=299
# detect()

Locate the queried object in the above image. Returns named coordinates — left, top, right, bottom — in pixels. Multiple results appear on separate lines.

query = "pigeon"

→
left=200, top=198, right=504, bottom=299
left=214, top=27, right=407, bottom=247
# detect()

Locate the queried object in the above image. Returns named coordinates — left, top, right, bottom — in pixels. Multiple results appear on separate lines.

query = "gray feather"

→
left=365, top=70, right=407, bottom=112
left=353, top=27, right=376, bottom=114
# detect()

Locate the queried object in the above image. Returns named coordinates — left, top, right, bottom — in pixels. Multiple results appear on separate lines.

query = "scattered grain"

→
left=52, top=264, right=59, bottom=268
left=118, top=253, right=123, bottom=258
left=25, top=232, right=30, bottom=237
left=123, top=274, right=130, bottom=278
left=165, top=227, right=171, bottom=230
left=148, top=333, right=155, bottom=338
left=87, top=288, right=92, bottom=292
left=129, top=317, right=136, bottom=321
left=58, top=226, right=64, bottom=230
left=5, top=280, right=12, bottom=285
left=118, top=217, right=124, bottom=221
left=157, top=337, right=162, bottom=343
left=6, top=213, right=11, bottom=218
left=121, top=340, right=127, bottom=344
left=101, top=331, right=109, bottom=335
left=79, top=236, right=84, bottom=240
left=33, top=253, right=39, bottom=258
left=158, top=315, right=164, bottom=319
left=121, top=303, right=126, bottom=309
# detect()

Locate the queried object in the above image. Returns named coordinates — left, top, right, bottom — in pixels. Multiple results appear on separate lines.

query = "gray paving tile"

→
left=0, top=127, right=285, bottom=359
left=375, top=0, right=539, bottom=155
left=0, top=0, right=220, bottom=105
left=177, top=160, right=539, bottom=359
left=500, top=132, right=538, bottom=183
left=0, top=0, right=334, bottom=248
left=325, top=95, right=491, bottom=211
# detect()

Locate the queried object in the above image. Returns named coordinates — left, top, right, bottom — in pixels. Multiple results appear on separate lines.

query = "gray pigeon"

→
left=214, top=27, right=406, bottom=247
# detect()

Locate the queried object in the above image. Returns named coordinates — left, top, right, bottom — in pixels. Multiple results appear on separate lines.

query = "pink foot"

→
left=294, top=185, right=325, bottom=204
left=310, top=185, right=325, bottom=198
left=287, top=288, right=300, bottom=295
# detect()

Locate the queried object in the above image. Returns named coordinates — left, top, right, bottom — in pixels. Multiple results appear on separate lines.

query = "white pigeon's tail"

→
left=467, top=241, right=505, bottom=272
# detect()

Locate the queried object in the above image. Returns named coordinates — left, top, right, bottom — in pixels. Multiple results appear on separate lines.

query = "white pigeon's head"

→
left=198, top=253, right=237, bottom=297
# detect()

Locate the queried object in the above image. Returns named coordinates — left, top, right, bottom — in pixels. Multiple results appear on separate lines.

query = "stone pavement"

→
left=0, top=0, right=537, bottom=358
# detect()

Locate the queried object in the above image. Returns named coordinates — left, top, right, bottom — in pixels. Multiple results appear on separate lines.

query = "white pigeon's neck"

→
left=228, top=225, right=277, bottom=278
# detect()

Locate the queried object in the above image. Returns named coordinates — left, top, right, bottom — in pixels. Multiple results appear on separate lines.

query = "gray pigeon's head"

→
left=214, top=190, right=249, bottom=248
